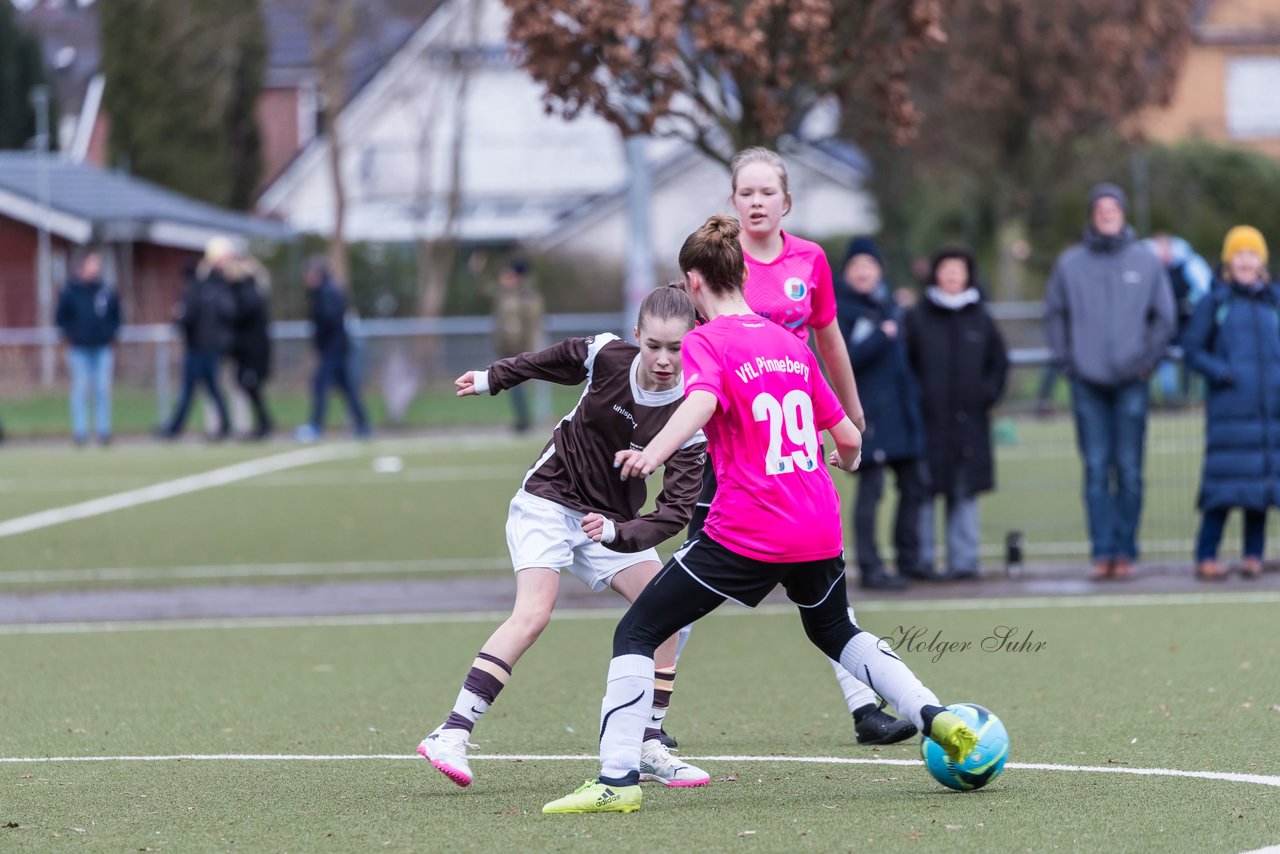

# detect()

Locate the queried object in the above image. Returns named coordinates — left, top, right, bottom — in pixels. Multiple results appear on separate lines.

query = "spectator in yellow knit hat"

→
left=1221, top=225, right=1269, bottom=267
left=1181, top=224, right=1274, bottom=580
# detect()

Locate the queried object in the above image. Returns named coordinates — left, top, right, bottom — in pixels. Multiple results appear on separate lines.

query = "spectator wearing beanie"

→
left=1182, top=225, right=1277, bottom=580
left=904, top=248, right=1009, bottom=580
left=835, top=236, right=928, bottom=589
left=1044, top=182, right=1175, bottom=580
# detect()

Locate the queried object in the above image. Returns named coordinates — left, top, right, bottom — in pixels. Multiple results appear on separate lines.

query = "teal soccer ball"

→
left=921, top=703, right=1009, bottom=791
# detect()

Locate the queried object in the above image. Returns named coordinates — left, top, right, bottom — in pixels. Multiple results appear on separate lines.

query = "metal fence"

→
left=0, top=306, right=1269, bottom=567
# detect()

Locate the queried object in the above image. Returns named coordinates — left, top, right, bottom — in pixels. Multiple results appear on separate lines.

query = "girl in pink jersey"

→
left=418, top=286, right=710, bottom=791
left=682, top=148, right=916, bottom=749
left=543, top=216, right=978, bottom=815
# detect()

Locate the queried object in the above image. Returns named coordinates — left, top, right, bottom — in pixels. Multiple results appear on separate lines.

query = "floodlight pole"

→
left=622, top=0, right=654, bottom=341
left=32, top=85, right=55, bottom=387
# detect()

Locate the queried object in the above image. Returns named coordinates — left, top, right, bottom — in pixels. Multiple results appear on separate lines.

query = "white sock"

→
left=598, top=654, right=654, bottom=782
left=831, top=659, right=879, bottom=712
left=831, top=607, right=879, bottom=713
left=838, top=631, right=939, bottom=732
left=674, top=624, right=693, bottom=662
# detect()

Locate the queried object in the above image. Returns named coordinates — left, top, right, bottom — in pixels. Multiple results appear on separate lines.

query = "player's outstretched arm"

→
left=616, top=391, right=718, bottom=480
left=826, top=416, right=863, bottom=472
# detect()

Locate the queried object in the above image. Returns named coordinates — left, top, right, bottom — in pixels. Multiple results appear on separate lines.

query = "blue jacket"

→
left=835, top=283, right=924, bottom=464
left=55, top=278, right=121, bottom=348
left=1182, top=279, right=1280, bottom=511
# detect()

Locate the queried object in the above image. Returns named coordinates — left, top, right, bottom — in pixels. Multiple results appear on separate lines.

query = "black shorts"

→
left=671, top=534, right=846, bottom=609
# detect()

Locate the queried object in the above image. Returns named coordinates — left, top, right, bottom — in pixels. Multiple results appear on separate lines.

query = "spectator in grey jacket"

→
left=1044, top=183, right=1175, bottom=580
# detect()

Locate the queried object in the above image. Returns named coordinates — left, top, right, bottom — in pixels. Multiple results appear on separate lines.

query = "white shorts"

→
left=505, top=490, right=661, bottom=592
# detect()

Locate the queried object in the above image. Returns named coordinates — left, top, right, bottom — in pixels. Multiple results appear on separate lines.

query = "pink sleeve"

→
left=810, top=350, right=845, bottom=430
left=682, top=328, right=727, bottom=410
left=808, top=253, right=837, bottom=331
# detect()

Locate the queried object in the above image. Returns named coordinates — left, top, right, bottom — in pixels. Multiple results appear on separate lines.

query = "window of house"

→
left=1226, top=56, right=1280, bottom=139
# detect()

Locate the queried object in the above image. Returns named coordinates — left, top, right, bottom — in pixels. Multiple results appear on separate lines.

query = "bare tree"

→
left=503, top=0, right=947, bottom=163
left=855, top=0, right=1196, bottom=297
left=308, top=0, right=357, bottom=285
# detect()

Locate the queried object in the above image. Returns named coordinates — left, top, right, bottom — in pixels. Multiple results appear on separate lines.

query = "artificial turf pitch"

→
left=3, top=598, right=1278, bottom=851
left=1, top=430, right=1278, bottom=851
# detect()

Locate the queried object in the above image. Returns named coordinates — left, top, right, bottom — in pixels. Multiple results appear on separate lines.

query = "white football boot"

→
left=639, top=738, right=710, bottom=787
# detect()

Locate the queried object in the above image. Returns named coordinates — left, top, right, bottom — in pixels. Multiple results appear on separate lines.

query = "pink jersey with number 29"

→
left=682, top=313, right=847, bottom=562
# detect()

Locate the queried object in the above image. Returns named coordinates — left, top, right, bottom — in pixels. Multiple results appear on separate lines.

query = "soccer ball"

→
left=921, top=703, right=1009, bottom=791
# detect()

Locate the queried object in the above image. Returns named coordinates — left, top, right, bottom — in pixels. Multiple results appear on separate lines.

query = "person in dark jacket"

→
left=162, top=240, right=236, bottom=439
left=55, top=249, right=121, bottom=445
left=1182, top=225, right=1278, bottom=581
left=226, top=252, right=274, bottom=439
left=296, top=258, right=370, bottom=441
left=1044, top=183, right=1175, bottom=580
left=491, top=258, right=544, bottom=433
left=836, top=237, right=927, bottom=589
left=905, top=249, right=1009, bottom=580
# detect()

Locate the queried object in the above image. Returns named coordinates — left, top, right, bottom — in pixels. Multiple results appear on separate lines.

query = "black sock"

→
left=919, top=703, right=945, bottom=736
left=852, top=703, right=878, bottom=724
left=599, top=770, right=640, bottom=787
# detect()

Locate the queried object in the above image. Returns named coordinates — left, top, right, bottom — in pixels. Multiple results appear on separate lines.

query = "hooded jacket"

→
left=1044, top=226, right=1175, bottom=386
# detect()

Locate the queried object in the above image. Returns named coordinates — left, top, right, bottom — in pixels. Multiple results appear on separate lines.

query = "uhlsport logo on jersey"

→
left=784, top=277, right=808, bottom=301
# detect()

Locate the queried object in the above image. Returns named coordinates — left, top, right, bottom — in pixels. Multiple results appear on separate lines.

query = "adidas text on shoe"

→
left=542, top=780, right=642, bottom=814
left=639, top=739, right=710, bottom=787
left=417, top=726, right=473, bottom=788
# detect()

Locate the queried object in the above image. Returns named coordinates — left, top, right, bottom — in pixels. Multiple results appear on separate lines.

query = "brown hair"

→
left=730, top=147, right=790, bottom=207
left=637, top=282, right=697, bottom=333
left=678, top=215, right=747, bottom=296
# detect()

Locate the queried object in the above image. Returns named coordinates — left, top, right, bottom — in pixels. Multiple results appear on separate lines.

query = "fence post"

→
left=155, top=335, right=171, bottom=427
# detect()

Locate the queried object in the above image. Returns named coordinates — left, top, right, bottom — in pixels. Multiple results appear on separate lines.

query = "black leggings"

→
left=611, top=558, right=860, bottom=662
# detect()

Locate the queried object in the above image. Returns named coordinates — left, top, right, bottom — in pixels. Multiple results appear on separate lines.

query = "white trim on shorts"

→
left=505, top=489, right=660, bottom=592
left=671, top=538, right=753, bottom=609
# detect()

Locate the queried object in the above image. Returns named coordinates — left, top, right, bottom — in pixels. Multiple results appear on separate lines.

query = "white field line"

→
left=0, top=752, right=1275, bottom=789
left=3, top=591, right=1280, bottom=635
left=0, top=558, right=508, bottom=585
left=0, top=466, right=519, bottom=493
left=0, top=445, right=359, bottom=540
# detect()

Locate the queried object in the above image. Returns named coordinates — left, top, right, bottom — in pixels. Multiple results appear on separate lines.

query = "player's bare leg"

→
left=419, top=567, right=559, bottom=786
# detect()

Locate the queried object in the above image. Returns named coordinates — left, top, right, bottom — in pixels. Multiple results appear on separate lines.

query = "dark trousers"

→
left=237, top=368, right=274, bottom=437
left=310, top=348, right=369, bottom=434
left=508, top=383, right=531, bottom=432
left=166, top=350, right=229, bottom=437
left=1196, top=507, right=1266, bottom=561
left=853, top=458, right=925, bottom=573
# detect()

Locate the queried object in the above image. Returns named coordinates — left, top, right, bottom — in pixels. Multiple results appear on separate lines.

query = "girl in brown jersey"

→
left=417, top=285, right=711, bottom=791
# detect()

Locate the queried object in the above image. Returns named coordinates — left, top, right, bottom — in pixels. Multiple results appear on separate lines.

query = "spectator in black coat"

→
left=297, top=258, right=370, bottom=441
left=835, top=237, right=927, bottom=589
left=162, top=239, right=237, bottom=439
left=226, top=252, right=274, bottom=439
left=55, top=249, right=121, bottom=445
left=904, top=249, right=1009, bottom=580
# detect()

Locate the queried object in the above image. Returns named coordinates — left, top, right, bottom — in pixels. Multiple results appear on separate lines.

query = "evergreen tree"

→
left=100, top=0, right=266, bottom=209
left=0, top=0, right=53, bottom=151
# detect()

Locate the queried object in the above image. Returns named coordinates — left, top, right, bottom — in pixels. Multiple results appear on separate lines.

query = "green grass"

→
left=3, top=601, right=1278, bottom=851
left=0, top=382, right=587, bottom=438
left=2, top=421, right=1279, bottom=849
left=0, top=411, right=1270, bottom=589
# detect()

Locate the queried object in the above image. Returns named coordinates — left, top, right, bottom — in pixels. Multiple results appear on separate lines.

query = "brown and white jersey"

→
left=481, top=333, right=706, bottom=553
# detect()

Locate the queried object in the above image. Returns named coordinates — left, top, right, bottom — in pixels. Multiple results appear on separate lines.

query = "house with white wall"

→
left=255, top=0, right=878, bottom=270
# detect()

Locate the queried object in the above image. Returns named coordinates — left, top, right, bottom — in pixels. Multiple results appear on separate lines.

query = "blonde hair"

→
left=730, top=147, right=790, bottom=199
left=678, top=215, right=747, bottom=296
